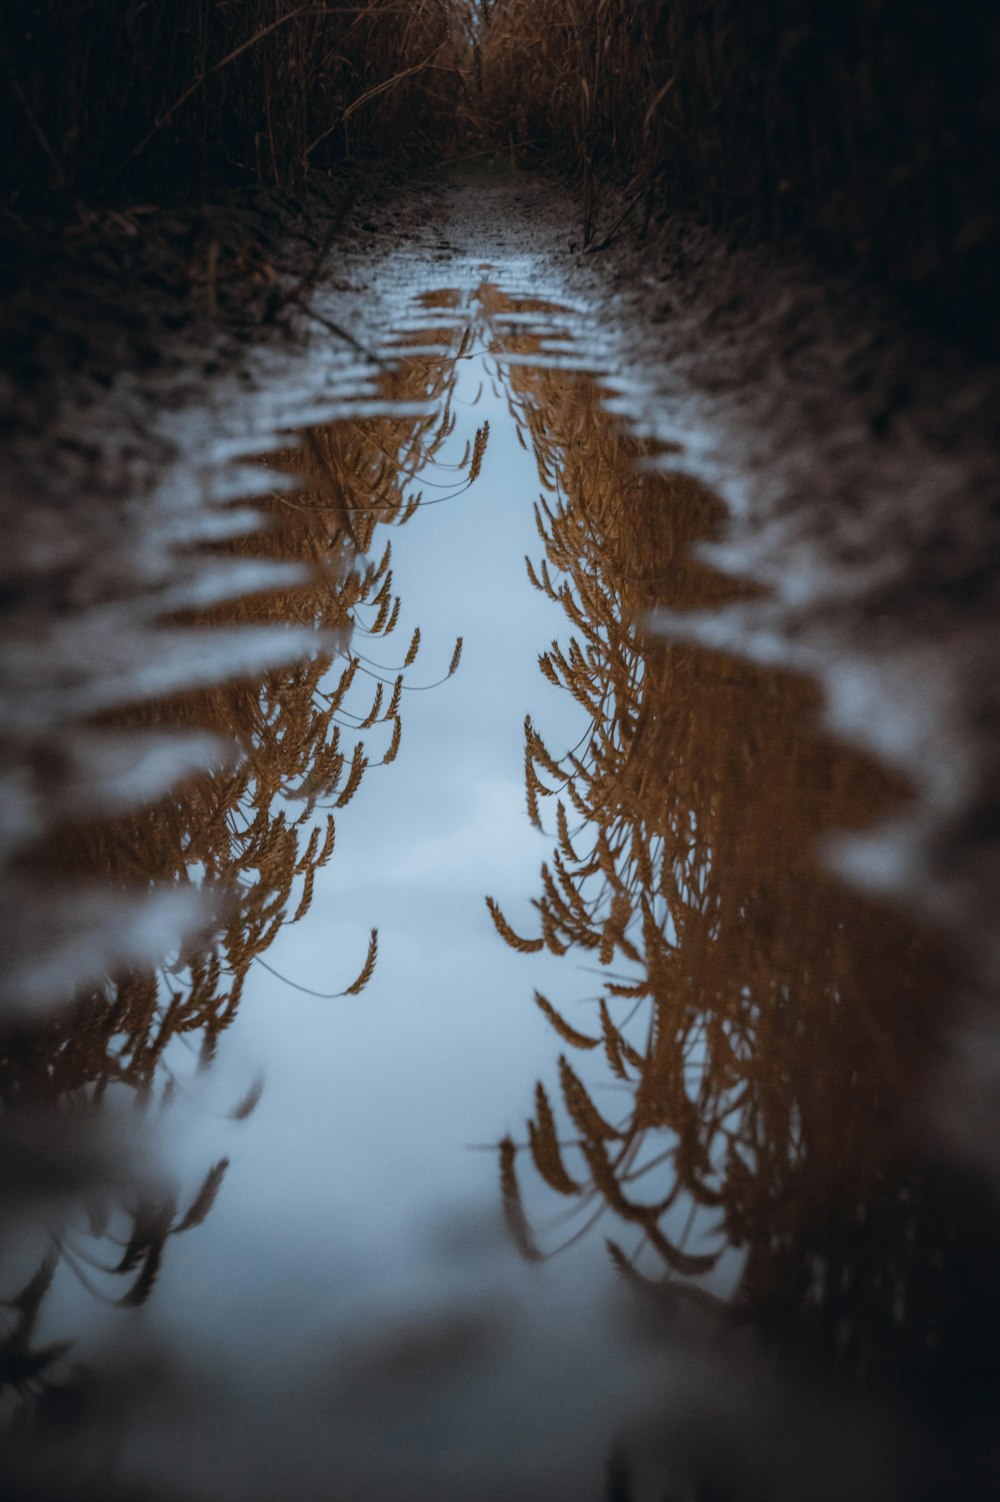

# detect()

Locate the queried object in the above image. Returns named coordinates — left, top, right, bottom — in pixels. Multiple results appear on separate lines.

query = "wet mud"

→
left=1, top=174, right=999, bottom=1499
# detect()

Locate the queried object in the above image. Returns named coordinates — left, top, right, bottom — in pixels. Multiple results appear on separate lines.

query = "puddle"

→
left=0, top=279, right=996, bottom=1500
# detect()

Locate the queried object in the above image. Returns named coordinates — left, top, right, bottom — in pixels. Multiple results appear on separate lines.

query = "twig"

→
left=302, top=44, right=445, bottom=162
left=5, top=69, right=64, bottom=182
left=124, top=5, right=332, bottom=166
left=280, top=186, right=355, bottom=306
left=287, top=295, right=387, bottom=367
left=585, top=184, right=646, bottom=254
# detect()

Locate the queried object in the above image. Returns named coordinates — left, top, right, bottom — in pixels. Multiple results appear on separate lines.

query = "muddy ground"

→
left=2, top=165, right=999, bottom=1163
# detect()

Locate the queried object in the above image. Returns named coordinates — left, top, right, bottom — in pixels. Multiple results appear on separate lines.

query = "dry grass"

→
left=1, top=0, right=467, bottom=196
left=0, top=339, right=476, bottom=1337
left=468, top=0, right=999, bottom=342
left=3, top=341, right=468, bottom=1106
left=3, top=2, right=993, bottom=337
left=489, top=325, right=958, bottom=1374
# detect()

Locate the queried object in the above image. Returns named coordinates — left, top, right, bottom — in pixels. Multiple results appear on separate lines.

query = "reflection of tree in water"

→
left=489, top=345, right=1000, bottom=1413
left=0, top=335, right=479, bottom=1422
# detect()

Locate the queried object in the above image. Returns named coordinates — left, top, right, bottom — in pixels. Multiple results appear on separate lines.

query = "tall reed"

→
left=4, top=341, right=468, bottom=1104
left=487, top=318, right=958, bottom=1382
left=0, top=0, right=465, bottom=196
left=469, top=0, right=999, bottom=343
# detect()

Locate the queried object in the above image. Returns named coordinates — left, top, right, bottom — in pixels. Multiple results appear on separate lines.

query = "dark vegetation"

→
left=0, top=0, right=463, bottom=195
left=2, top=2, right=997, bottom=347
left=0, top=1, right=462, bottom=416
left=470, top=0, right=1000, bottom=349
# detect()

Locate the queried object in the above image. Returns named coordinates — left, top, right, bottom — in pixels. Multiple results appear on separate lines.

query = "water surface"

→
left=1, top=273, right=993, bottom=1501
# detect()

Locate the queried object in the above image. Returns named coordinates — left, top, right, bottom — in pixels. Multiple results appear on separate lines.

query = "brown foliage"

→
left=0, top=330, right=479, bottom=1349
left=0, top=0, right=468, bottom=195
left=468, top=0, right=999, bottom=344
left=490, top=321, right=960, bottom=1382
left=3, top=340, right=466, bottom=1105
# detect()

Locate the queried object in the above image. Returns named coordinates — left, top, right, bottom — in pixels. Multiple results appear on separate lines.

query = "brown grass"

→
left=468, top=0, right=999, bottom=343
left=3, top=339, right=468, bottom=1104
left=488, top=320, right=958, bottom=1374
left=3, top=3, right=993, bottom=338
left=0, top=0, right=468, bottom=196
left=0, top=335, right=477, bottom=1335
